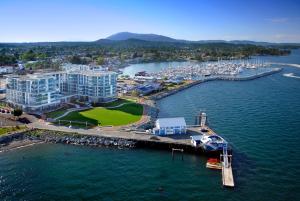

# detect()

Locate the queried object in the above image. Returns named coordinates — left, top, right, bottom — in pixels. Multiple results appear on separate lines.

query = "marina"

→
left=136, top=59, right=274, bottom=81
left=149, top=67, right=282, bottom=101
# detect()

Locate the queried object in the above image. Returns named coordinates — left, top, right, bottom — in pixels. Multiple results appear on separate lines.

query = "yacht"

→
left=200, top=134, right=227, bottom=151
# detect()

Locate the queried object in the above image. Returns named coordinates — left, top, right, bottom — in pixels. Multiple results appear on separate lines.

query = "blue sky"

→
left=0, top=0, right=300, bottom=42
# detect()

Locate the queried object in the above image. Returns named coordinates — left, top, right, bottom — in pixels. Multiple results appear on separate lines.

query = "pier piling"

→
left=172, top=148, right=184, bottom=160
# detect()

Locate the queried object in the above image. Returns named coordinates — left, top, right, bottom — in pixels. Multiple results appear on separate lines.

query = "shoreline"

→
left=0, top=68, right=282, bottom=155
left=0, top=140, right=44, bottom=153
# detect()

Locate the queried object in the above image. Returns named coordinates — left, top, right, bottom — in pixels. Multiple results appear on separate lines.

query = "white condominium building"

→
left=6, top=74, right=61, bottom=111
left=5, top=68, right=117, bottom=112
left=64, top=70, right=117, bottom=103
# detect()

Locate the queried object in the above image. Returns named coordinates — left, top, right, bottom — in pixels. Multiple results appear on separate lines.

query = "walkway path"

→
left=53, top=106, right=91, bottom=121
left=102, top=102, right=136, bottom=109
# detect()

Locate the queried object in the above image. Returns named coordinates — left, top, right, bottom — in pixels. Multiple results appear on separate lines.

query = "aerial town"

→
left=1, top=0, right=300, bottom=200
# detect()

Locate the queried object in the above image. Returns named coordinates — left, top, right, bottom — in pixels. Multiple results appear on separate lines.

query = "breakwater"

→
left=151, top=68, right=282, bottom=100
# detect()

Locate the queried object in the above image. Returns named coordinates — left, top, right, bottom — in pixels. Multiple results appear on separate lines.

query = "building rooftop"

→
left=5, top=73, right=56, bottom=80
left=156, top=117, right=187, bottom=128
left=66, top=69, right=117, bottom=76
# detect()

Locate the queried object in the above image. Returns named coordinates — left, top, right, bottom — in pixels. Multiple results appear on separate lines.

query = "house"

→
left=152, top=117, right=187, bottom=135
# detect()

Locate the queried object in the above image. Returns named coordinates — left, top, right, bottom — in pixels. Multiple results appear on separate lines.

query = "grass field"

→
left=46, top=109, right=67, bottom=119
left=99, top=98, right=137, bottom=107
left=45, top=105, right=74, bottom=119
left=59, top=102, right=143, bottom=126
left=0, top=126, right=26, bottom=136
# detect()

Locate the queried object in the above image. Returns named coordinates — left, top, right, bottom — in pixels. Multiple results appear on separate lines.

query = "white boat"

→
left=190, top=134, right=227, bottom=151
left=199, top=134, right=227, bottom=151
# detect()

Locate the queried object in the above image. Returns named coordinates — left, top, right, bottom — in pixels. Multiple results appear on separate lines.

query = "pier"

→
left=221, top=144, right=234, bottom=187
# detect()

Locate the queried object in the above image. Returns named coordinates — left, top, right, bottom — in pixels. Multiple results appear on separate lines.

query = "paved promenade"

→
left=27, top=114, right=192, bottom=146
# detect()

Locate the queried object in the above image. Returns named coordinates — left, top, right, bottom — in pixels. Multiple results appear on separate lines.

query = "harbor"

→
left=2, top=53, right=300, bottom=199
left=2, top=52, right=299, bottom=192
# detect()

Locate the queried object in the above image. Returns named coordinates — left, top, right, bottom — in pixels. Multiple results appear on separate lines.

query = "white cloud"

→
left=265, top=17, right=289, bottom=23
left=270, top=34, right=300, bottom=43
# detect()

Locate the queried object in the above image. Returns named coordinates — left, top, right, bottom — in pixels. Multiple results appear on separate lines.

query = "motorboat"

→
left=199, top=134, right=227, bottom=151
left=206, top=158, right=222, bottom=169
left=190, top=133, right=227, bottom=151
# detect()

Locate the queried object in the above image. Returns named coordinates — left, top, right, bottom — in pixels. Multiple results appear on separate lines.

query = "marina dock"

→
left=221, top=144, right=234, bottom=187
left=191, top=112, right=235, bottom=187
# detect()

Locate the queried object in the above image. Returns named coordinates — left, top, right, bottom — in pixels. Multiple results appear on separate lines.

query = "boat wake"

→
left=283, top=73, right=300, bottom=79
left=269, top=62, right=300, bottom=68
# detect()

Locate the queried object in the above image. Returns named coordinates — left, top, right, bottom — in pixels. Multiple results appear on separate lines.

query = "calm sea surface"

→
left=1, top=50, right=300, bottom=201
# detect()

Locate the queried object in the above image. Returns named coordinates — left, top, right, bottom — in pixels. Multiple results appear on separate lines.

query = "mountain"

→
left=105, top=32, right=179, bottom=43
left=1, top=32, right=299, bottom=48
left=102, top=32, right=300, bottom=47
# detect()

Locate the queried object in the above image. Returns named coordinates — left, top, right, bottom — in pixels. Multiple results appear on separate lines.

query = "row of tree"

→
left=0, top=41, right=293, bottom=67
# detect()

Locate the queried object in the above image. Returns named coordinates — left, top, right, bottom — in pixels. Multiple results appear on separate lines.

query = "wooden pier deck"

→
left=222, top=162, right=234, bottom=187
left=221, top=144, right=234, bottom=187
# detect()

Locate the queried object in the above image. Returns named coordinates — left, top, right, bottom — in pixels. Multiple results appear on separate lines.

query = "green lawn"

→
left=99, top=98, right=137, bottom=107
left=59, top=103, right=143, bottom=126
left=46, top=109, right=67, bottom=119
left=45, top=105, right=74, bottom=119
left=0, top=126, right=26, bottom=136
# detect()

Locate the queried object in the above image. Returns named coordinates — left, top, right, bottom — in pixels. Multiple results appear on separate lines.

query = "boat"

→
left=199, top=134, right=227, bottom=151
left=206, top=158, right=222, bottom=170
left=191, top=134, right=227, bottom=151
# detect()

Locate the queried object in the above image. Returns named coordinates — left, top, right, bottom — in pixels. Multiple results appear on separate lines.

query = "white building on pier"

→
left=152, top=117, right=187, bottom=135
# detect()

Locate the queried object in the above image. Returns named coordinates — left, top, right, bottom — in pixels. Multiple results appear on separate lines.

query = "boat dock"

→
left=192, top=112, right=235, bottom=187
left=221, top=144, right=234, bottom=187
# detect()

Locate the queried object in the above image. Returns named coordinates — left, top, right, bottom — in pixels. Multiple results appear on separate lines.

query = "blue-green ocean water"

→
left=1, top=50, right=300, bottom=201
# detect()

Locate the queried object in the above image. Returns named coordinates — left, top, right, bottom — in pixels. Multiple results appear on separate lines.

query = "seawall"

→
left=0, top=129, right=218, bottom=156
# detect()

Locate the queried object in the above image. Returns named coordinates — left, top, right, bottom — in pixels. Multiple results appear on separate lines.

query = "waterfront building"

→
left=152, top=117, right=187, bottom=135
left=5, top=69, right=117, bottom=112
left=64, top=70, right=117, bottom=103
left=5, top=74, right=61, bottom=111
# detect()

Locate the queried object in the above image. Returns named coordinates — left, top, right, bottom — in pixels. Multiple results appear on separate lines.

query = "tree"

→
left=69, top=55, right=81, bottom=64
left=0, top=54, right=17, bottom=65
left=131, top=90, right=140, bottom=97
left=21, top=50, right=36, bottom=61
left=13, top=108, right=23, bottom=119
left=96, top=56, right=104, bottom=65
left=68, top=55, right=87, bottom=64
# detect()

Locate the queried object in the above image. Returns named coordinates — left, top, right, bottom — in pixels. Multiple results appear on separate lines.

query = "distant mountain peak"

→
left=105, top=32, right=178, bottom=42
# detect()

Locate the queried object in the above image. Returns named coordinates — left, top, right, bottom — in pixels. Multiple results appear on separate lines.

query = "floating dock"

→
left=221, top=144, right=234, bottom=187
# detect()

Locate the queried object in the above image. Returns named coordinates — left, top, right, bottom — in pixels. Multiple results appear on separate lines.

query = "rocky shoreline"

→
left=0, top=129, right=136, bottom=152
